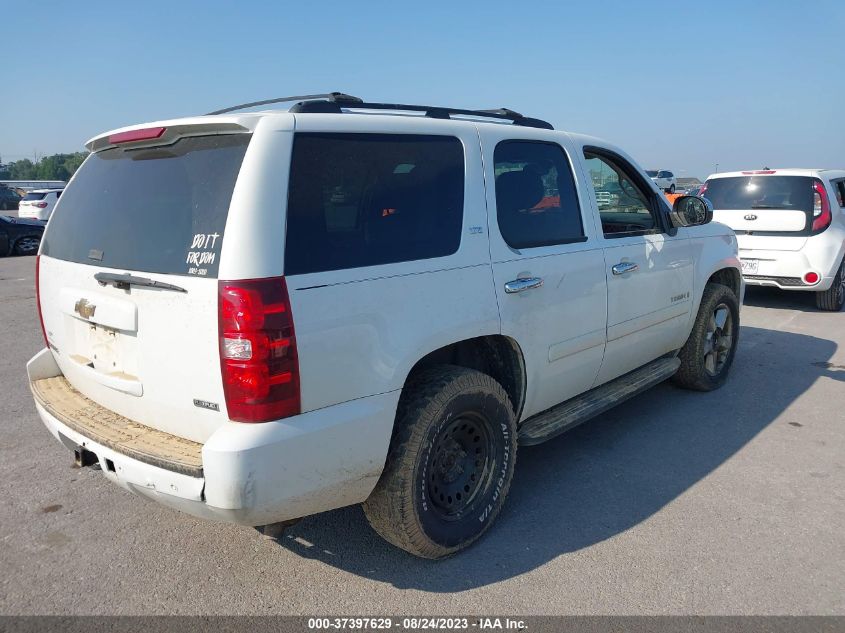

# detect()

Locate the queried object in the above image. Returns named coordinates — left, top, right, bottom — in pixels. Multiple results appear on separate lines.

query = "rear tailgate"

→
left=706, top=175, right=815, bottom=251
left=39, top=131, right=252, bottom=444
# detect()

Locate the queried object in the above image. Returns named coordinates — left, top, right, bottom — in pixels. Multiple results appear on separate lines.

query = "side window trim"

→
left=583, top=145, right=671, bottom=239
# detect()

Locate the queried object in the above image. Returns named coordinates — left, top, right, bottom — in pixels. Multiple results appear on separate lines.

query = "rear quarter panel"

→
left=271, top=115, right=500, bottom=413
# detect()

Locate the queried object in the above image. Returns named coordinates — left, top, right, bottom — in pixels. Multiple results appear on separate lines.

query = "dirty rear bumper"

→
left=27, top=348, right=397, bottom=526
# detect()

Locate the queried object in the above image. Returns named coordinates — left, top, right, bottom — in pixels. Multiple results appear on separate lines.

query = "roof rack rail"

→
left=205, top=92, right=553, bottom=129
left=205, top=92, right=362, bottom=116
left=289, top=99, right=554, bottom=130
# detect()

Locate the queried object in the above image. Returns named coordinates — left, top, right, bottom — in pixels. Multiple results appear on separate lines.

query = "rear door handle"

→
left=504, top=277, right=544, bottom=293
left=611, top=262, right=639, bottom=275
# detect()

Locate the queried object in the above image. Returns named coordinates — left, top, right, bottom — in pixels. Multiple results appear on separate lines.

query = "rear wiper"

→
left=94, top=272, right=187, bottom=293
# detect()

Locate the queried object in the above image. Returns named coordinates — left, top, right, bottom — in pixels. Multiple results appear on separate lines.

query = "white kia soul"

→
left=27, top=93, right=743, bottom=558
left=703, top=169, right=845, bottom=310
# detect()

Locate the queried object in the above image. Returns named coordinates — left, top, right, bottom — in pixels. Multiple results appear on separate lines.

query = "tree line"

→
left=0, top=152, right=88, bottom=182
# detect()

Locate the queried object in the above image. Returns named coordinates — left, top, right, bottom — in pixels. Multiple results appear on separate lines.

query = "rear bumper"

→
left=739, top=243, right=843, bottom=291
left=27, top=348, right=397, bottom=526
left=17, top=208, right=48, bottom=221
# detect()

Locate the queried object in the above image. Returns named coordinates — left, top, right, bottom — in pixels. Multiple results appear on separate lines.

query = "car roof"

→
left=707, top=168, right=845, bottom=180
left=88, top=108, right=605, bottom=151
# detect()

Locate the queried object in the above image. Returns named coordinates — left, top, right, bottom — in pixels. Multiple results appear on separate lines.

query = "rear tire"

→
left=672, top=283, right=740, bottom=391
left=363, top=366, right=517, bottom=559
left=815, top=259, right=845, bottom=311
left=669, top=184, right=676, bottom=193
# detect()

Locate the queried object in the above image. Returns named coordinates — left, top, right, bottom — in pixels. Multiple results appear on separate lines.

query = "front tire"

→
left=672, top=283, right=740, bottom=391
left=363, top=366, right=517, bottom=559
left=815, top=259, right=845, bottom=311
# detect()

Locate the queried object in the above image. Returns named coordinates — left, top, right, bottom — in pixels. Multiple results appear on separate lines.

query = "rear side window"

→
left=23, top=192, right=46, bottom=201
left=832, top=179, right=845, bottom=207
left=42, top=134, right=251, bottom=277
left=703, top=176, right=813, bottom=211
left=284, top=133, right=464, bottom=275
left=494, top=140, right=584, bottom=249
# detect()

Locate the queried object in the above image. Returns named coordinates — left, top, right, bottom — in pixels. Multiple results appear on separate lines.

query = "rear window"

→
left=23, top=192, right=46, bottom=201
left=284, top=133, right=464, bottom=275
left=646, top=170, right=658, bottom=177
left=42, top=134, right=251, bottom=277
left=704, top=176, right=814, bottom=211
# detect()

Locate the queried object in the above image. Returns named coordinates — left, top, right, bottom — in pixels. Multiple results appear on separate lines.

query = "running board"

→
left=518, top=357, right=681, bottom=446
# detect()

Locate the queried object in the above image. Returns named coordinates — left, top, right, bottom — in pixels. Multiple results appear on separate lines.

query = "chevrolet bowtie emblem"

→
left=74, top=298, right=96, bottom=319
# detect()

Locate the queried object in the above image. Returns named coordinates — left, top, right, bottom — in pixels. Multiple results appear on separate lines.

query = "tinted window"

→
left=23, top=192, right=46, bottom=201
left=493, top=141, right=583, bottom=249
left=42, top=134, right=251, bottom=277
left=703, top=176, right=813, bottom=211
left=284, top=133, right=464, bottom=275
left=585, top=151, right=658, bottom=237
left=832, top=179, right=845, bottom=207
left=646, top=170, right=658, bottom=177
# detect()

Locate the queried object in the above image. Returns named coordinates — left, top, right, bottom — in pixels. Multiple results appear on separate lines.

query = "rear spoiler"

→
left=86, top=121, right=251, bottom=153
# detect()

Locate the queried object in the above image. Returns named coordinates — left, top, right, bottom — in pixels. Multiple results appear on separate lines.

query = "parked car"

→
left=647, top=169, right=677, bottom=193
left=17, top=189, right=63, bottom=221
left=0, top=186, right=21, bottom=211
left=0, top=215, right=44, bottom=256
left=27, top=94, right=742, bottom=558
left=702, top=169, right=845, bottom=310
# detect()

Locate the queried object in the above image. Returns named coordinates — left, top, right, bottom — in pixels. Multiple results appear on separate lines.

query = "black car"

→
left=0, top=215, right=44, bottom=256
left=0, top=187, right=21, bottom=211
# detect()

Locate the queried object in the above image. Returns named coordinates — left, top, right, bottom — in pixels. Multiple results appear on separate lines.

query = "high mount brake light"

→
left=742, top=170, right=777, bottom=175
left=108, top=127, right=166, bottom=144
left=812, top=179, right=832, bottom=233
left=218, top=277, right=300, bottom=422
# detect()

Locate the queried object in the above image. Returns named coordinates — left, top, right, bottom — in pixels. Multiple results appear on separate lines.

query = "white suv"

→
left=703, top=169, right=845, bottom=310
left=647, top=169, right=676, bottom=193
left=27, top=93, right=742, bottom=558
left=17, top=189, right=63, bottom=221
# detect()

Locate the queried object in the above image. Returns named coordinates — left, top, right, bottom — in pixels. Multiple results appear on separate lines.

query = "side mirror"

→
left=670, top=195, right=713, bottom=228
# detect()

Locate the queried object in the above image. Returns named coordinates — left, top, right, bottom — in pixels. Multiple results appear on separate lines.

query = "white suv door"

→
left=580, top=147, right=693, bottom=385
left=483, top=132, right=607, bottom=420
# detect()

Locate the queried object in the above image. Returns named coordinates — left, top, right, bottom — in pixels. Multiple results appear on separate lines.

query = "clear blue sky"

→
left=3, top=0, right=843, bottom=179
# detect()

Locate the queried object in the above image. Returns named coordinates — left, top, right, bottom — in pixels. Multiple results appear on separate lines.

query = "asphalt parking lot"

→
left=0, top=254, right=843, bottom=615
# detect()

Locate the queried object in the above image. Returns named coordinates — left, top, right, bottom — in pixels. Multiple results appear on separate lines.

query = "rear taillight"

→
left=35, top=202, right=48, bottom=208
left=699, top=181, right=708, bottom=198
left=812, top=179, right=832, bottom=233
left=218, top=277, right=300, bottom=422
left=35, top=255, right=48, bottom=347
